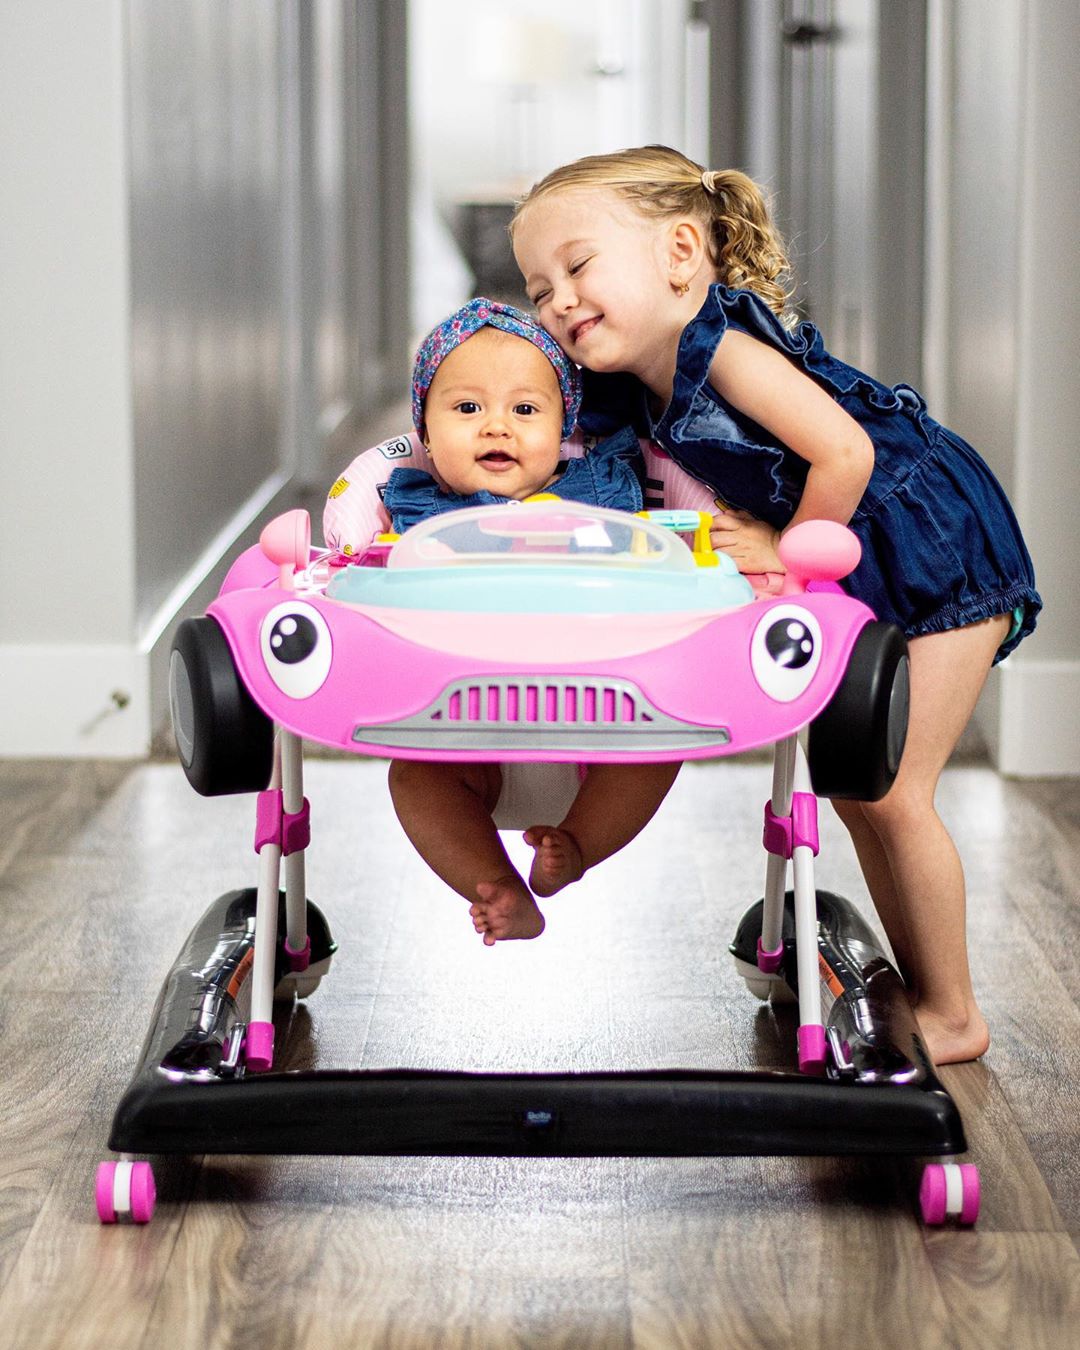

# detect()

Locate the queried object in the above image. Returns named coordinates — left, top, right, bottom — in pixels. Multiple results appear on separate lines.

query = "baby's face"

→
left=423, top=328, right=564, bottom=500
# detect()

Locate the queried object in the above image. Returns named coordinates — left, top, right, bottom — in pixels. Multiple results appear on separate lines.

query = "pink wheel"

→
left=958, top=1163, right=980, bottom=1225
left=919, top=1163, right=979, bottom=1226
left=94, top=1159, right=156, bottom=1225
left=130, top=1162, right=157, bottom=1224
left=95, top=1161, right=117, bottom=1224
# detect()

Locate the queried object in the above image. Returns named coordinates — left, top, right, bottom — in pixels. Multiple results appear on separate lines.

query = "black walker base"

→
left=109, top=888, right=966, bottom=1161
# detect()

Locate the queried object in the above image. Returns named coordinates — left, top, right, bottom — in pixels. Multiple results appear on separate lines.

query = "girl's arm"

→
left=709, top=328, right=874, bottom=538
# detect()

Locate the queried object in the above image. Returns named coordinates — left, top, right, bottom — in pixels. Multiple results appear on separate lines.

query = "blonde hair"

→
left=511, top=144, right=794, bottom=321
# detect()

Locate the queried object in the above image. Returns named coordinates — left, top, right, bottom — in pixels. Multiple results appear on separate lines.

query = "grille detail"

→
left=435, top=678, right=649, bottom=728
left=354, top=676, right=730, bottom=753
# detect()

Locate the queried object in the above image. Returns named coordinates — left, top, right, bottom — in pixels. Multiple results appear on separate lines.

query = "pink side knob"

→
left=778, top=520, right=862, bottom=588
left=260, top=509, right=311, bottom=569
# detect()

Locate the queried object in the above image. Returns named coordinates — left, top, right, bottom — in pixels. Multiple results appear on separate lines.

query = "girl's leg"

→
left=830, top=802, right=919, bottom=987
left=388, top=759, right=544, bottom=945
left=832, top=614, right=1010, bottom=1064
left=525, top=762, right=682, bottom=897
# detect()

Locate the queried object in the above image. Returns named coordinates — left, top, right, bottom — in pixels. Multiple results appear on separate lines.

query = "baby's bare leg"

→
left=388, top=759, right=544, bottom=945
left=526, top=761, right=681, bottom=897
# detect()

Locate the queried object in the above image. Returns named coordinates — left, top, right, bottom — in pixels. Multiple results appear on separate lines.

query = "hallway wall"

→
left=0, top=1, right=409, bottom=757
left=127, top=1, right=286, bottom=638
left=1, top=1, right=140, bottom=753
left=924, top=0, right=1080, bottom=773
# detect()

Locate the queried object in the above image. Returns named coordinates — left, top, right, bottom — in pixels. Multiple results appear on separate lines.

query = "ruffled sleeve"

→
left=568, top=425, right=644, bottom=512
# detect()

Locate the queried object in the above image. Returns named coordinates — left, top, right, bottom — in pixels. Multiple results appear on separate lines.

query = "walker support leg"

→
left=247, top=727, right=314, bottom=1072
left=247, top=837, right=281, bottom=1072
left=758, top=735, right=796, bottom=972
left=280, top=729, right=311, bottom=971
left=248, top=733, right=282, bottom=1071
left=760, top=736, right=825, bottom=1074
left=791, top=741, right=825, bottom=1074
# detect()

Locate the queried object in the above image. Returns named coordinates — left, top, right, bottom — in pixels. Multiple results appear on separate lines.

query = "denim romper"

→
left=579, top=285, right=1041, bottom=662
left=382, top=425, right=643, bottom=534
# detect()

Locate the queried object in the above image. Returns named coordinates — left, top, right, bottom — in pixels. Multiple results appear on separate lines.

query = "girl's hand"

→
left=710, top=508, right=785, bottom=574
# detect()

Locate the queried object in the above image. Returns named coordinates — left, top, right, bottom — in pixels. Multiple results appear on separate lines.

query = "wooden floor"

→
left=1, top=748, right=1079, bottom=1349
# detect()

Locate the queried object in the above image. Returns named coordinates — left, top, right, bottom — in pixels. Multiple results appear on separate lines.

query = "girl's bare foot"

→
left=469, top=876, right=546, bottom=946
left=524, top=825, right=585, bottom=897
left=913, top=1003, right=991, bottom=1065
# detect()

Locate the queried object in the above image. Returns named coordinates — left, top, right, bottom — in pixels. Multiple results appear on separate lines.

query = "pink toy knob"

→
left=260, top=509, right=311, bottom=589
left=778, top=520, right=861, bottom=593
left=261, top=509, right=311, bottom=567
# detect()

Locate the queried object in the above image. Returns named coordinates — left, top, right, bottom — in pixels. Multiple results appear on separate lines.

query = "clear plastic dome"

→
left=387, top=500, right=696, bottom=573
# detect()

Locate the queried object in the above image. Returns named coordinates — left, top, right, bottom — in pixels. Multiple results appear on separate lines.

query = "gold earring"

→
left=675, top=281, right=690, bottom=296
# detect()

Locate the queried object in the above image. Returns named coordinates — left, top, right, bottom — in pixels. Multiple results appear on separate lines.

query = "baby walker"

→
left=96, top=502, right=977, bottom=1229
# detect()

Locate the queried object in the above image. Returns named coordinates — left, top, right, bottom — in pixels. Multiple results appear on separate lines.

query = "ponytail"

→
left=697, top=168, right=792, bottom=319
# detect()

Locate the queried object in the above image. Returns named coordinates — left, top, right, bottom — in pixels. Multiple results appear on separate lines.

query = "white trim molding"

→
left=1, top=472, right=302, bottom=760
left=979, top=657, right=1080, bottom=778
left=0, top=644, right=151, bottom=759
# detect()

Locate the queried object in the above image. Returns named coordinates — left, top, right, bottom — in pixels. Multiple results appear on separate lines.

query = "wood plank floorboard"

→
left=1, top=754, right=1078, bottom=1348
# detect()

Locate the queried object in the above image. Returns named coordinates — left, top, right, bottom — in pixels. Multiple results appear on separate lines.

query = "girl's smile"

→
left=569, top=314, right=603, bottom=346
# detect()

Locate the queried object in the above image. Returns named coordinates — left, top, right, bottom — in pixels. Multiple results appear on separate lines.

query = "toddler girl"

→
left=511, top=146, right=1041, bottom=1062
left=326, top=299, right=680, bottom=945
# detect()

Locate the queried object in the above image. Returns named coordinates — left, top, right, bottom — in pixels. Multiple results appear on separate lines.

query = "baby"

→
left=351, top=299, right=681, bottom=945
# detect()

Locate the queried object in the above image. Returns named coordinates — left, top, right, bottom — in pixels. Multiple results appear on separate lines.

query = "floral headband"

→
left=411, top=297, right=581, bottom=441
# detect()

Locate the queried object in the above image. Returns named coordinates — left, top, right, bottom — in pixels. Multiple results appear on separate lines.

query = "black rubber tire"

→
left=169, top=616, right=274, bottom=796
left=808, top=621, right=910, bottom=801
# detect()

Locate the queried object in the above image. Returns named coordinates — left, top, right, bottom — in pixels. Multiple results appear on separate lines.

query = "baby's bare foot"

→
left=524, top=825, right=585, bottom=897
left=469, top=876, right=546, bottom=947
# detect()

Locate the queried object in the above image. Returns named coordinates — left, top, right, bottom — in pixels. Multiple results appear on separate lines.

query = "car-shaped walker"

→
left=96, top=502, right=977, bottom=1229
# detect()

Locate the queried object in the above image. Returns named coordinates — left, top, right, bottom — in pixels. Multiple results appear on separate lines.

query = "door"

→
left=710, top=0, right=927, bottom=384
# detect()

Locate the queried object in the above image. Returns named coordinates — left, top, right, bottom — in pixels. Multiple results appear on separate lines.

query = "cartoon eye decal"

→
left=260, top=601, right=332, bottom=698
left=751, top=604, right=822, bottom=702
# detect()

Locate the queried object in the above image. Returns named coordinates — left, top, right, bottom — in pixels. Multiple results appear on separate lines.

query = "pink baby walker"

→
left=96, top=500, right=977, bottom=1229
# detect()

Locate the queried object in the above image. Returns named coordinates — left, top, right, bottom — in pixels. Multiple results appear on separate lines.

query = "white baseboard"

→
left=0, top=644, right=152, bottom=757
left=1, top=472, right=301, bottom=759
left=977, top=657, right=1080, bottom=777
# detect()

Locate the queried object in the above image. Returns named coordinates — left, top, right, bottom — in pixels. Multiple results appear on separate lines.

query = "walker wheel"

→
left=919, top=1162, right=979, bottom=1226
left=730, top=955, right=797, bottom=1004
left=273, top=953, right=333, bottom=1002
left=272, top=972, right=322, bottom=1004
left=95, top=1160, right=156, bottom=1225
left=272, top=972, right=324, bottom=1001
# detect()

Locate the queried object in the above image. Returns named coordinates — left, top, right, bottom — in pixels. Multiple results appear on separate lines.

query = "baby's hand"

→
left=710, top=507, right=785, bottom=574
